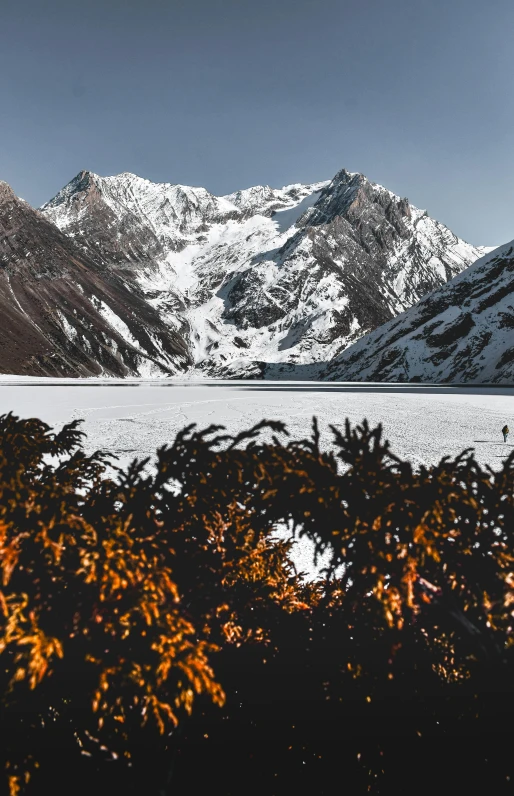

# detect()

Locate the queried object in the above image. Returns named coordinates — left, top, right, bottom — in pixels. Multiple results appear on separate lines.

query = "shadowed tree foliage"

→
left=0, top=412, right=514, bottom=795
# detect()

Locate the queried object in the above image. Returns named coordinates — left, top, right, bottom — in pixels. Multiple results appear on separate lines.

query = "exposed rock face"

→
left=42, top=170, right=166, bottom=268
left=40, top=167, right=485, bottom=379
left=0, top=180, right=190, bottom=377
left=323, top=242, right=514, bottom=384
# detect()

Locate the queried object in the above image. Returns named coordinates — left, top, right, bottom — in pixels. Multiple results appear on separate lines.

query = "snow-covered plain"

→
left=1, top=379, right=512, bottom=576
left=1, top=378, right=512, bottom=467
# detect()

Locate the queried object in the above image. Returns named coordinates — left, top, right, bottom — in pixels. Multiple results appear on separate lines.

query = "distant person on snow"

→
left=502, top=424, right=509, bottom=443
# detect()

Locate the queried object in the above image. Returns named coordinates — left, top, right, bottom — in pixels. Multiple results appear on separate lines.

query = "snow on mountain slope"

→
left=224, top=181, right=328, bottom=218
left=42, top=170, right=244, bottom=257
left=323, top=242, right=514, bottom=384
left=41, top=168, right=486, bottom=378
left=0, top=180, right=190, bottom=377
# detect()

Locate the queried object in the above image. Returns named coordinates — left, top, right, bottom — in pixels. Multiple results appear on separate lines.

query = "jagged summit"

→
left=311, top=168, right=412, bottom=225
left=0, top=180, right=18, bottom=200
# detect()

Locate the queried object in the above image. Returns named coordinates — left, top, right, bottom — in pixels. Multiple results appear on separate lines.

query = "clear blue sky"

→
left=1, top=0, right=513, bottom=245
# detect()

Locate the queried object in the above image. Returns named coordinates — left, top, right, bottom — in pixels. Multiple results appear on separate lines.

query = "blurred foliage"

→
left=0, top=412, right=513, bottom=795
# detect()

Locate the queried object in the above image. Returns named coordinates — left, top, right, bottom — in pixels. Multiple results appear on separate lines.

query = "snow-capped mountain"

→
left=0, top=180, right=190, bottom=377
left=41, top=167, right=486, bottom=378
left=323, top=242, right=514, bottom=384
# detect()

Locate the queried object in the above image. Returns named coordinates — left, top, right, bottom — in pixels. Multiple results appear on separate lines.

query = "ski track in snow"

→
left=1, top=380, right=512, bottom=577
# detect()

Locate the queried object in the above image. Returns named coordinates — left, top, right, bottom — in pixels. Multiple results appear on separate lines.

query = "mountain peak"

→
left=331, top=166, right=361, bottom=181
left=40, top=170, right=103, bottom=214
left=0, top=180, right=16, bottom=201
left=73, top=169, right=100, bottom=188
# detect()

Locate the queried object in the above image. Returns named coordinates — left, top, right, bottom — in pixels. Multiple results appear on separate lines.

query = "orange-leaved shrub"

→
left=0, top=413, right=514, bottom=795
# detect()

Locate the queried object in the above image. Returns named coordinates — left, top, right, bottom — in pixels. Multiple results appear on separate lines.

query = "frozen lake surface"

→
left=0, top=378, right=512, bottom=470
left=1, top=378, right=512, bottom=578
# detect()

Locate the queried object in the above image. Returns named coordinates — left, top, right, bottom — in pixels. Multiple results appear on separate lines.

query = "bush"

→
left=0, top=413, right=513, bottom=795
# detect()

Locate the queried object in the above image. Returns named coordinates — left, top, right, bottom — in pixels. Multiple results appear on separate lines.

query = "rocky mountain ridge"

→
left=322, top=241, right=514, bottom=384
left=0, top=180, right=190, bottom=377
